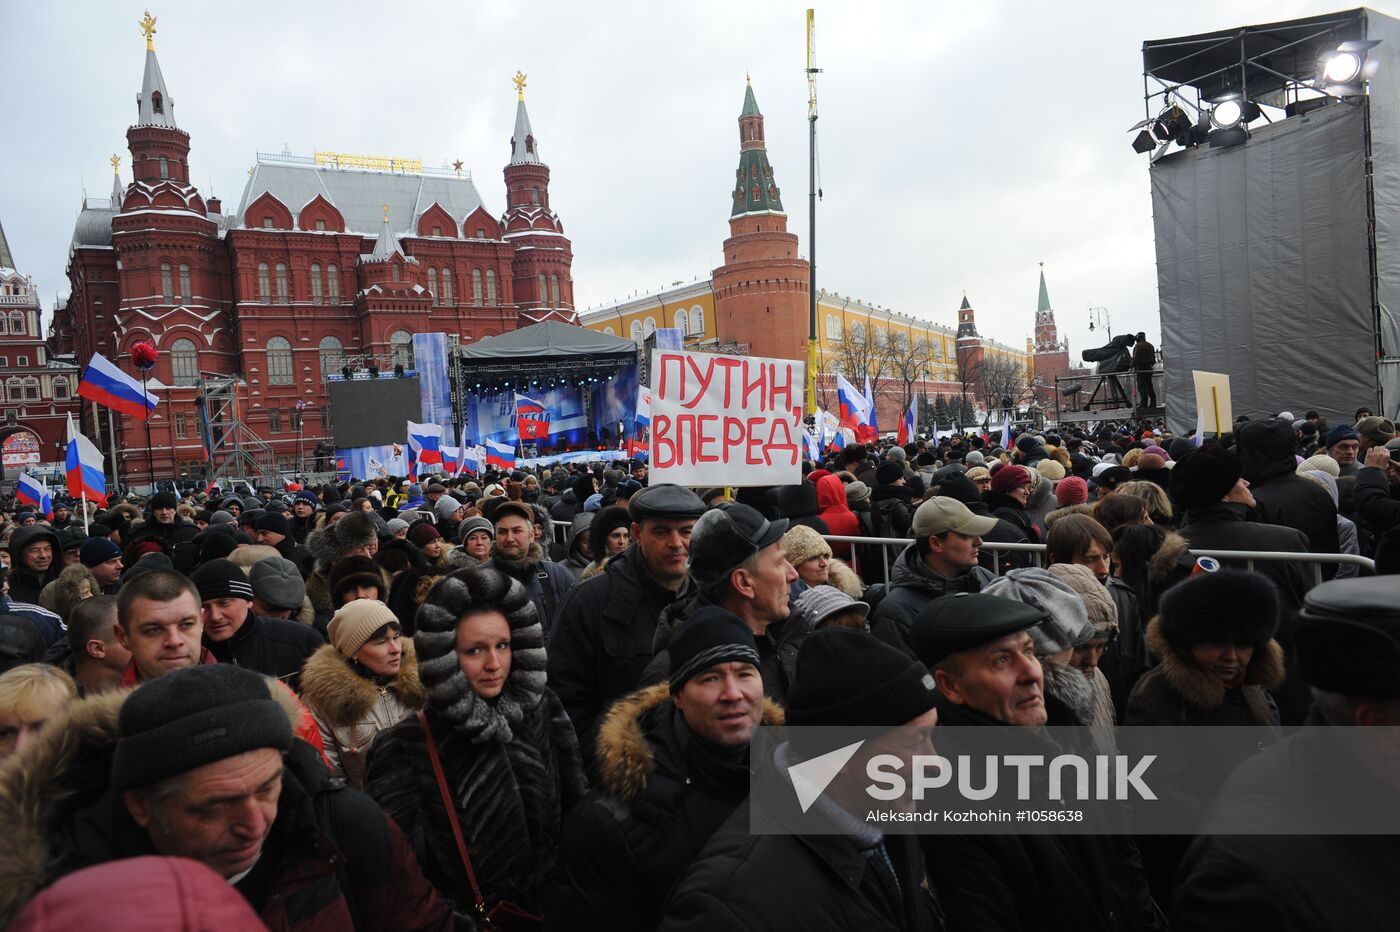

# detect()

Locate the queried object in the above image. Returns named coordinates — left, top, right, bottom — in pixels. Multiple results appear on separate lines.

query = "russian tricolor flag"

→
left=485, top=438, right=516, bottom=471
left=897, top=403, right=917, bottom=446
left=407, top=422, right=445, bottom=468
left=836, top=374, right=874, bottom=443
left=864, top=376, right=880, bottom=436
left=635, top=384, right=652, bottom=428
left=17, top=471, right=53, bottom=519
left=78, top=352, right=159, bottom=420
left=65, top=414, right=107, bottom=506
left=514, top=393, right=551, bottom=441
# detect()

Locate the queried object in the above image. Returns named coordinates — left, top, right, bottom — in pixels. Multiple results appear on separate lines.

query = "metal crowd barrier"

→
left=820, top=535, right=1374, bottom=586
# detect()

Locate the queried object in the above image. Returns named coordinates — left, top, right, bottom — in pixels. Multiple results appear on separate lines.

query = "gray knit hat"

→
left=433, top=495, right=464, bottom=522
left=984, top=567, right=1096, bottom=655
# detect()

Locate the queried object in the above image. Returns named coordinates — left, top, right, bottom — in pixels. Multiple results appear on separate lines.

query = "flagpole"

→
left=105, top=406, right=120, bottom=495
left=142, top=369, right=156, bottom=493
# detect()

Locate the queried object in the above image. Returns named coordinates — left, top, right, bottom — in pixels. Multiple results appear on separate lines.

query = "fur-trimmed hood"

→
left=1147, top=530, right=1192, bottom=583
left=489, top=540, right=546, bottom=574
left=1144, top=617, right=1285, bottom=712
left=594, top=682, right=784, bottom=801
left=299, top=640, right=426, bottom=728
left=306, top=510, right=378, bottom=574
left=826, top=559, right=864, bottom=599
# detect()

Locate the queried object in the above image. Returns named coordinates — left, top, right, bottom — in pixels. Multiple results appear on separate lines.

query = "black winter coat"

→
left=484, top=543, right=575, bottom=641
left=547, top=684, right=782, bottom=932
left=772, top=481, right=832, bottom=536
left=658, top=743, right=943, bottom=931
left=204, top=612, right=324, bottom=692
left=1173, top=725, right=1400, bottom=931
left=364, top=695, right=586, bottom=922
left=1235, top=419, right=1339, bottom=569
left=1176, top=503, right=1312, bottom=612
left=870, top=484, right=914, bottom=539
left=5, top=526, right=62, bottom=605
left=870, top=545, right=994, bottom=656
left=1353, top=464, right=1400, bottom=538
left=926, top=698, right=1165, bottom=932
left=983, top=490, right=1040, bottom=544
left=546, top=544, right=694, bottom=765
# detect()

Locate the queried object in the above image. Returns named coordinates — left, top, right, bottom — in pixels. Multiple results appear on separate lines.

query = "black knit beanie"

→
left=668, top=606, right=760, bottom=694
left=112, top=665, right=293, bottom=789
left=254, top=512, right=291, bottom=537
left=189, top=558, right=254, bottom=603
left=786, top=627, right=937, bottom=751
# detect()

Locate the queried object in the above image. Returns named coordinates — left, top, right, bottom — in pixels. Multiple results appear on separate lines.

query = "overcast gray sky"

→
left=3, top=0, right=1380, bottom=360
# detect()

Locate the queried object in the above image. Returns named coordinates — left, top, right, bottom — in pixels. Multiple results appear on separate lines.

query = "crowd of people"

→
left=0, top=407, right=1396, bottom=930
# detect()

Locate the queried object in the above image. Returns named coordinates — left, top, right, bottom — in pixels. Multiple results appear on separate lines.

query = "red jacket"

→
left=815, top=474, right=861, bottom=559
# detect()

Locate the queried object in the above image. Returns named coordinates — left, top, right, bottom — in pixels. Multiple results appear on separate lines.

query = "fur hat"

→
left=328, top=555, right=384, bottom=604
left=782, top=524, right=832, bottom=567
left=1170, top=445, right=1241, bottom=509
left=1047, top=563, right=1118, bottom=638
left=1156, top=569, right=1279, bottom=651
left=1354, top=416, right=1396, bottom=446
left=307, top=510, right=378, bottom=573
left=414, top=566, right=547, bottom=742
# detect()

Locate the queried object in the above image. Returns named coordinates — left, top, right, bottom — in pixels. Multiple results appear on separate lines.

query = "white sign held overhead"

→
left=649, top=349, right=804, bottom=487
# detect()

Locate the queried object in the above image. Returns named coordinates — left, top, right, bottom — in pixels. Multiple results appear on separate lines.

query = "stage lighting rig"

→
left=1319, top=40, right=1381, bottom=94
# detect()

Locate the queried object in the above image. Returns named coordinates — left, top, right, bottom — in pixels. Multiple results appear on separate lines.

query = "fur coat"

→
left=363, top=568, right=586, bottom=923
left=299, top=640, right=426, bottom=786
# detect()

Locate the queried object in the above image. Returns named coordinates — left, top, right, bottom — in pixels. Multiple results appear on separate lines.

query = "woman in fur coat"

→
left=364, top=566, right=586, bottom=926
left=299, top=599, right=424, bottom=787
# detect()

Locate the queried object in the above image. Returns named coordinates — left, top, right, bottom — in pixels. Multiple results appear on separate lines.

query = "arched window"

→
left=266, top=337, right=293, bottom=385
left=327, top=264, right=340, bottom=301
left=151, top=91, right=163, bottom=114
left=310, top=263, right=323, bottom=304
left=179, top=263, right=191, bottom=301
left=530, top=187, right=539, bottom=205
left=160, top=263, right=174, bottom=304
left=8, top=310, right=22, bottom=335
left=257, top=262, right=271, bottom=303
left=537, top=274, right=547, bottom=305
left=0, top=315, right=8, bottom=335
left=390, top=331, right=414, bottom=369
left=51, top=377, right=70, bottom=401
left=630, top=321, right=643, bottom=341
left=426, top=267, right=437, bottom=301
left=275, top=263, right=289, bottom=303
left=318, top=336, right=343, bottom=376
left=550, top=274, right=560, bottom=306
left=851, top=321, right=865, bottom=341
left=469, top=270, right=481, bottom=305
left=486, top=269, right=497, bottom=305
left=5, top=377, right=20, bottom=400
left=441, top=268, right=453, bottom=304
left=170, top=338, right=199, bottom=386
left=674, top=309, right=689, bottom=333
left=643, top=317, right=657, bottom=337
left=690, top=304, right=704, bottom=335
left=159, top=157, right=169, bottom=179
left=21, top=377, right=40, bottom=401
left=391, top=264, right=401, bottom=283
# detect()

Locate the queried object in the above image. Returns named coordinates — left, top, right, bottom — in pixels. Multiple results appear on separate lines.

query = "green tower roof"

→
left=1037, top=264, right=1052, bottom=313
left=730, top=81, right=784, bottom=218
left=741, top=79, right=760, bottom=116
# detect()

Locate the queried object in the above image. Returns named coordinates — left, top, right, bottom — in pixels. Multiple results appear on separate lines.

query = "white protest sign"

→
left=650, top=349, right=804, bottom=487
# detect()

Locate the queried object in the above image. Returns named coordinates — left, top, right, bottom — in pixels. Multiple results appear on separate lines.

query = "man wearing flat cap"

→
left=0, top=664, right=450, bottom=929
left=911, top=593, right=1164, bottom=931
left=552, top=606, right=779, bottom=930
left=1174, top=577, right=1400, bottom=930
left=645, top=501, right=802, bottom=704
left=871, top=496, right=997, bottom=655
left=548, top=484, right=707, bottom=765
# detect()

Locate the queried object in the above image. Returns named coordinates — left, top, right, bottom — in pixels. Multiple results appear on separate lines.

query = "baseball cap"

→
left=912, top=497, right=999, bottom=538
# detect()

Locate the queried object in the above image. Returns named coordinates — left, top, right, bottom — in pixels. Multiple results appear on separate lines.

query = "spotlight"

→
left=1324, top=50, right=1363, bottom=85
left=1208, top=96, right=1260, bottom=130
left=1131, top=130, right=1156, bottom=154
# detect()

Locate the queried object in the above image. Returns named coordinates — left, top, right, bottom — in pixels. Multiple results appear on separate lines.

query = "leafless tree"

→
left=978, top=354, right=1033, bottom=413
left=883, top=329, right=937, bottom=419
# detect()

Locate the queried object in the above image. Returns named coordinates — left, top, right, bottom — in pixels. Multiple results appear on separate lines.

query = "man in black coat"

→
left=548, top=609, right=779, bottom=932
left=1235, top=419, right=1339, bottom=572
left=1172, top=578, right=1400, bottom=930
left=189, top=559, right=324, bottom=692
left=935, top=473, right=1031, bottom=573
left=547, top=485, right=706, bottom=765
left=659, top=628, right=944, bottom=930
left=5, top=524, right=62, bottom=605
left=1353, top=444, right=1400, bottom=538
left=911, top=593, right=1166, bottom=931
left=123, top=491, right=199, bottom=559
